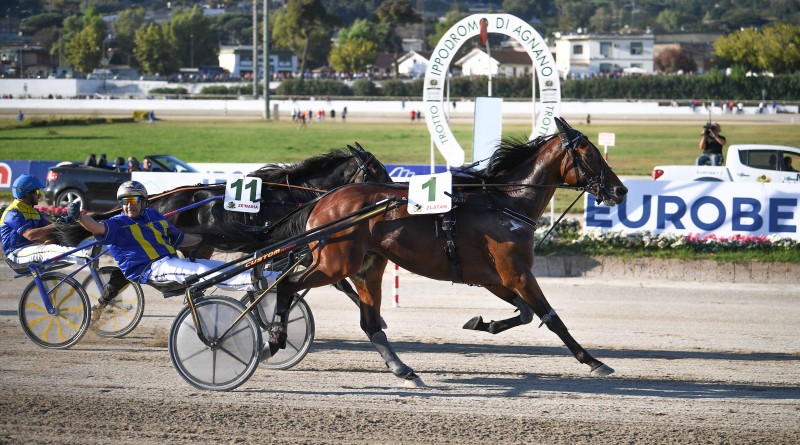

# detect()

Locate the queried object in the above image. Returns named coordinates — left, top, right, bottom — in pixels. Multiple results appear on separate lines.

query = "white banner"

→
left=584, top=180, right=799, bottom=240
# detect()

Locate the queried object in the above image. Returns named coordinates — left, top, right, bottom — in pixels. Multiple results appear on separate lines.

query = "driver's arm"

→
left=74, top=213, right=107, bottom=236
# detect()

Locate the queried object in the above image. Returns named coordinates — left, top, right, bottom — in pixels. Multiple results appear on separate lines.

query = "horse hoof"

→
left=590, top=364, right=615, bottom=377
left=403, top=377, right=426, bottom=389
left=462, top=316, right=484, bottom=330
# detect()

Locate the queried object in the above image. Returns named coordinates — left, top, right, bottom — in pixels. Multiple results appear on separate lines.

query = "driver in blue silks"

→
left=2, top=174, right=91, bottom=265
left=70, top=181, right=277, bottom=313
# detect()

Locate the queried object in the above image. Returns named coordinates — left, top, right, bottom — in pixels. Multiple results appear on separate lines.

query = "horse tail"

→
left=182, top=204, right=314, bottom=253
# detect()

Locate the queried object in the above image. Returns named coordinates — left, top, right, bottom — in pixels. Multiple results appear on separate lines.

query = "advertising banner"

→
left=585, top=180, right=799, bottom=240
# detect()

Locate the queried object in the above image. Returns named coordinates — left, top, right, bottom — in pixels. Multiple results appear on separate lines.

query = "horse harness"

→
left=433, top=192, right=540, bottom=285
left=431, top=129, right=608, bottom=285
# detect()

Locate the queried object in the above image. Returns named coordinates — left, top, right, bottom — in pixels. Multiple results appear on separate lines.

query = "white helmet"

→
left=117, top=180, right=148, bottom=201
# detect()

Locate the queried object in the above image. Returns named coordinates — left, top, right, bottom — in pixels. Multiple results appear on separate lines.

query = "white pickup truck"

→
left=652, top=144, right=800, bottom=183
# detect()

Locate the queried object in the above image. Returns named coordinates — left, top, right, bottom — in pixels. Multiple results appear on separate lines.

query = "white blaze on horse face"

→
left=499, top=218, right=527, bottom=232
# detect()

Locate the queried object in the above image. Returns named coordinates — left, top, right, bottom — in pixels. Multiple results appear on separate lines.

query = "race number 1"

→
left=224, top=175, right=262, bottom=213
left=408, top=172, right=452, bottom=214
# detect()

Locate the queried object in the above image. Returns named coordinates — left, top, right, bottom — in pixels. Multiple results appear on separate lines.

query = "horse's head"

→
left=554, top=117, right=627, bottom=206
left=346, top=142, right=391, bottom=183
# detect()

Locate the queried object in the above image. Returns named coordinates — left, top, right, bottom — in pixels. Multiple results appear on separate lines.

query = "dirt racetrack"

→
left=1, top=262, right=798, bottom=444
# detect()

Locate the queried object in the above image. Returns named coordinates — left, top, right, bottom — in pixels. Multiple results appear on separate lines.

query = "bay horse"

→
left=266, top=117, right=627, bottom=386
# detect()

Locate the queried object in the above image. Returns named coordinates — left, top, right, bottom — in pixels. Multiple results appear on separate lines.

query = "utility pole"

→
left=252, top=0, right=258, bottom=98
left=263, top=0, right=270, bottom=119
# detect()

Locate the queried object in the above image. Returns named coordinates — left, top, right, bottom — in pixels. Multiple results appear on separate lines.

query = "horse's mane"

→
left=251, top=149, right=353, bottom=182
left=451, top=135, right=556, bottom=185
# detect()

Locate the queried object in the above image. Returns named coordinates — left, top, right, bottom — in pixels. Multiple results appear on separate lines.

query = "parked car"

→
left=44, top=154, right=197, bottom=211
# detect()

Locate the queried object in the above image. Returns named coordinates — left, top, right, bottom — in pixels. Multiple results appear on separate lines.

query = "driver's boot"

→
left=91, top=268, right=129, bottom=322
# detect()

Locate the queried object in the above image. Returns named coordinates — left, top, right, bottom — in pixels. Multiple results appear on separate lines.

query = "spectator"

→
left=17, top=110, right=24, bottom=124
left=696, top=123, right=726, bottom=166
left=148, top=110, right=156, bottom=126
left=127, top=157, right=140, bottom=172
left=142, top=157, right=154, bottom=171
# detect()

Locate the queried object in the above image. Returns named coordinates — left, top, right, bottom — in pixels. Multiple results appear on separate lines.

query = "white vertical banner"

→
left=473, top=97, right=503, bottom=170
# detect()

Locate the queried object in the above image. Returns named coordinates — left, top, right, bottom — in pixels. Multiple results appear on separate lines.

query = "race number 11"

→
left=224, top=175, right=262, bottom=213
left=408, top=172, right=452, bottom=214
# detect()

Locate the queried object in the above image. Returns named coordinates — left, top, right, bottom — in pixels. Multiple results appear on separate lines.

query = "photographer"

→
left=696, top=122, right=726, bottom=166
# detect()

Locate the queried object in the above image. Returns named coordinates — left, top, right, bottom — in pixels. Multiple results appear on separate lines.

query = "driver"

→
left=2, top=174, right=92, bottom=265
left=69, top=181, right=278, bottom=312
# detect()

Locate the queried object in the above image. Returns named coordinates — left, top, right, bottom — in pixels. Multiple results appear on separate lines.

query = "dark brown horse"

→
left=267, top=117, right=627, bottom=386
left=53, top=143, right=389, bottom=253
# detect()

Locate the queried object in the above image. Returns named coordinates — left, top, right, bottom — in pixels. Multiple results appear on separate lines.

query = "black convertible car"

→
left=44, top=154, right=197, bottom=211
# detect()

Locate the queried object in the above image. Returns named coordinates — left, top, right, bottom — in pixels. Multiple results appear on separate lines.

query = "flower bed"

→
left=534, top=217, right=799, bottom=262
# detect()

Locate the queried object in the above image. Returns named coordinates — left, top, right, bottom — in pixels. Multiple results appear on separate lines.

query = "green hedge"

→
left=187, top=72, right=800, bottom=101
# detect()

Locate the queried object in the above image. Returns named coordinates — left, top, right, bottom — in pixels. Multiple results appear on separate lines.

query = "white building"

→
left=554, top=33, right=655, bottom=78
left=454, top=48, right=534, bottom=78
left=396, top=50, right=431, bottom=78
left=218, top=46, right=298, bottom=79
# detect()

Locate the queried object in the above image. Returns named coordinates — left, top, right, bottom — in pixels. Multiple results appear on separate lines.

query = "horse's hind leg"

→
left=521, top=276, right=614, bottom=376
left=462, top=286, right=533, bottom=334
left=350, top=255, right=424, bottom=388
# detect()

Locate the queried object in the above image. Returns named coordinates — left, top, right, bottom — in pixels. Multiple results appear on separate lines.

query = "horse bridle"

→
left=558, top=129, right=613, bottom=201
left=346, top=146, right=381, bottom=183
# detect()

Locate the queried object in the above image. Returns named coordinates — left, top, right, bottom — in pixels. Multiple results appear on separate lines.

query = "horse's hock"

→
left=534, top=255, right=799, bottom=284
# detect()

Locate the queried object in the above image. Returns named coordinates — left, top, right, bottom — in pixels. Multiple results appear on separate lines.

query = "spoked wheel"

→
left=81, top=266, right=145, bottom=338
left=19, top=272, right=91, bottom=349
left=240, top=291, right=315, bottom=370
left=169, top=296, right=262, bottom=391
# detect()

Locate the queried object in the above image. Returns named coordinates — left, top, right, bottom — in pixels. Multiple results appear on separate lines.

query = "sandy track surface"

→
left=1, top=265, right=798, bottom=444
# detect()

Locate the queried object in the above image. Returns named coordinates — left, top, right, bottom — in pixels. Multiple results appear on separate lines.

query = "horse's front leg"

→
left=351, top=255, right=425, bottom=388
left=462, top=285, right=533, bottom=334
left=520, top=274, right=614, bottom=377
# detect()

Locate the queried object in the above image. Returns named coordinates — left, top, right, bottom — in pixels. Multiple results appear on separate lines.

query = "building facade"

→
left=554, top=33, right=655, bottom=78
left=218, top=46, right=298, bottom=79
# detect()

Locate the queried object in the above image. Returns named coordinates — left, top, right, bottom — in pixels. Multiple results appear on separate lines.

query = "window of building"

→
left=630, top=42, right=643, bottom=56
left=573, top=45, right=583, bottom=55
left=600, top=42, right=612, bottom=57
left=599, top=63, right=613, bottom=73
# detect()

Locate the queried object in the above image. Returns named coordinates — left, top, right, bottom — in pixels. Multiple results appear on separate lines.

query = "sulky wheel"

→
left=19, top=272, right=91, bottom=349
left=239, top=291, right=315, bottom=370
left=169, top=296, right=261, bottom=391
left=81, top=266, right=145, bottom=338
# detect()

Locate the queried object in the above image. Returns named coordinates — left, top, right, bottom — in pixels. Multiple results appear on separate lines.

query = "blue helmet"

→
left=12, top=174, right=43, bottom=199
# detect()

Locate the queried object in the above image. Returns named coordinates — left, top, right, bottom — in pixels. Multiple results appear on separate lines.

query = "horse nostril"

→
left=616, top=186, right=628, bottom=197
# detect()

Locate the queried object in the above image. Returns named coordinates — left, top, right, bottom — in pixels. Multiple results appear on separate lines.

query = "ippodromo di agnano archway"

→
left=422, top=14, right=562, bottom=166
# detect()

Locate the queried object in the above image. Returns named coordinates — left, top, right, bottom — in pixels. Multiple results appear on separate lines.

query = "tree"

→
left=134, top=22, right=178, bottom=75
left=373, top=0, right=420, bottom=76
left=713, top=23, right=800, bottom=74
left=329, top=27, right=378, bottom=73
left=212, top=12, right=253, bottom=45
left=271, top=0, right=338, bottom=81
left=653, top=9, right=679, bottom=33
left=170, top=6, right=218, bottom=68
left=112, top=8, right=145, bottom=67
left=64, top=7, right=107, bottom=74
left=655, top=47, right=697, bottom=74
left=427, top=4, right=468, bottom=52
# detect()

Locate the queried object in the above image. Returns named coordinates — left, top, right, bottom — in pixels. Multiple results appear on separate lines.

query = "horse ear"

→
left=554, top=116, right=568, bottom=134
left=353, top=142, right=365, bottom=152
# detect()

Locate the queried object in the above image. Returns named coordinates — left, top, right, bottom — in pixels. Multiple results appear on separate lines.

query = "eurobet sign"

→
left=423, top=14, right=562, bottom=166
